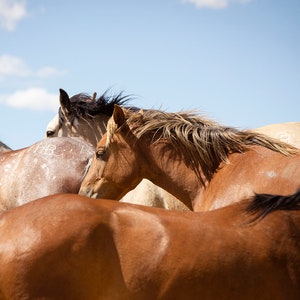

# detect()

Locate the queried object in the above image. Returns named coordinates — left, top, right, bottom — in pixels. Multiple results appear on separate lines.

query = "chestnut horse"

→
left=79, top=105, right=300, bottom=211
left=1, top=190, right=300, bottom=299
left=45, top=89, right=190, bottom=211
left=0, top=137, right=93, bottom=212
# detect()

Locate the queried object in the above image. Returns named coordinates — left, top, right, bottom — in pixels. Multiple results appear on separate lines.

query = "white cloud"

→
left=0, top=54, right=31, bottom=79
left=36, top=66, right=67, bottom=78
left=0, top=55, right=65, bottom=111
left=181, top=0, right=252, bottom=9
left=0, top=88, right=58, bottom=111
left=0, top=54, right=66, bottom=81
left=0, top=0, right=27, bottom=31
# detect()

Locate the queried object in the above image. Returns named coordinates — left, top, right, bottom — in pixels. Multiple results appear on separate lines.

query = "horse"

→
left=79, top=105, right=300, bottom=212
left=45, top=89, right=190, bottom=211
left=0, top=137, right=93, bottom=212
left=45, top=89, right=130, bottom=146
left=1, top=189, right=300, bottom=299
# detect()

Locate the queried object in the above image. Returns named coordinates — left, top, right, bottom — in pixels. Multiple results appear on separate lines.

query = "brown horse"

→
left=79, top=105, right=300, bottom=211
left=45, top=89, right=190, bottom=211
left=0, top=190, right=300, bottom=299
left=46, top=90, right=300, bottom=212
left=0, top=137, right=93, bottom=212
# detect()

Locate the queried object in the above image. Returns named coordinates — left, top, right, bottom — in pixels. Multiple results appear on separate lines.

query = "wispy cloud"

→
left=36, top=66, right=67, bottom=78
left=181, top=0, right=252, bottom=9
left=0, top=88, right=58, bottom=111
left=0, top=54, right=66, bottom=81
left=0, top=54, right=65, bottom=111
left=0, top=54, right=31, bottom=79
left=0, top=0, right=27, bottom=31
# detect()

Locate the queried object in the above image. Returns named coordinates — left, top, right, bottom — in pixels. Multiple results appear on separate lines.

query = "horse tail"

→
left=247, top=189, right=300, bottom=220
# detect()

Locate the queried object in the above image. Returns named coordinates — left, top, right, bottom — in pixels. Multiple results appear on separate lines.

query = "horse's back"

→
left=0, top=137, right=94, bottom=211
left=254, top=122, right=300, bottom=148
left=0, top=194, right=130, bottom=299
left=0, top=194, right=300, bottom=299
left=202, top=146, right=300, bottom=211
left=120, top=179, right=191, bottom=211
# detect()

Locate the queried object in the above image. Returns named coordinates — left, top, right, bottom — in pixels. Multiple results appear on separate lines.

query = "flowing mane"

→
left=108, top=108, right=299, bottom=183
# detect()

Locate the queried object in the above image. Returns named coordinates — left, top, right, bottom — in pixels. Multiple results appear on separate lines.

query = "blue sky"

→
left=0, top=0, right=299, bottom=149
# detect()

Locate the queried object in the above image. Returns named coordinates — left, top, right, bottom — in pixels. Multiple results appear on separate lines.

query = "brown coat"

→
left=0, top=193, right=299, bottom=299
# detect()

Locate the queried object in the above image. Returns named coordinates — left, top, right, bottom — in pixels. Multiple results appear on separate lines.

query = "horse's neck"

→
left=146, top=142, right=207, bottom=210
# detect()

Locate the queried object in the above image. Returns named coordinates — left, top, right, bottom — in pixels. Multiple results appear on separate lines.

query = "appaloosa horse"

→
left=45, top=89, right=190, bottom=211
left=79, top=105, right=300, bottom=212
left=0, top=137, right=93, bottom=211
left=0, top=190, right=300, bottom=299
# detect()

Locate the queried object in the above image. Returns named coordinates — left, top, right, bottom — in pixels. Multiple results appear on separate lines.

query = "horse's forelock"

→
left=105, top=118, right=115, bottom=148
left=105, top=107, right=143, bottom=148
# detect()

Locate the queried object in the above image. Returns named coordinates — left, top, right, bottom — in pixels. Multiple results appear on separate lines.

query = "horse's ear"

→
left=59, top=89, right=72, bottom=115
left=91, top=92, right=97, bottom=102
left=113, top=105, right=125, bottom=128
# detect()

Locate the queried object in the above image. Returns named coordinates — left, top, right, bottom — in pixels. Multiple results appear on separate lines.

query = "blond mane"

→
left=107, top=108, right=299, bottom=183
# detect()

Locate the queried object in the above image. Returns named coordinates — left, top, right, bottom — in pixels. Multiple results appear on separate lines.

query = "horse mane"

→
left=110, top=109, right=299, bottom=184
left=59, top=91, right=132, bottom=125
left=247, top=189, right=300, bottom=221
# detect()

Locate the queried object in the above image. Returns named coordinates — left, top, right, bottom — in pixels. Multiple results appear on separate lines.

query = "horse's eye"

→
left=96, top=147, right=106, bottom=159
left=46, top=131, right=55, bottom=137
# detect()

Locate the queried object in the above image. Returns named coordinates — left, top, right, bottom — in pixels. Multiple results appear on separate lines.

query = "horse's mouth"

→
left=79, top=186, right=98, bottom=199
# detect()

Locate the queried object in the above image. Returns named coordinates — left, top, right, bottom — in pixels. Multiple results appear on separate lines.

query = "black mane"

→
left=68, top=90, right=132, bottom=119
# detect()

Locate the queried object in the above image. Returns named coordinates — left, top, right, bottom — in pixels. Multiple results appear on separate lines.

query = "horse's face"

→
left=45, top=114, right=60, bottom=137
left=45, top=112, right=83, bottom=140
left=45, top=112, right=106, bottom=146
left=79, top=130, right=143, bottom=200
